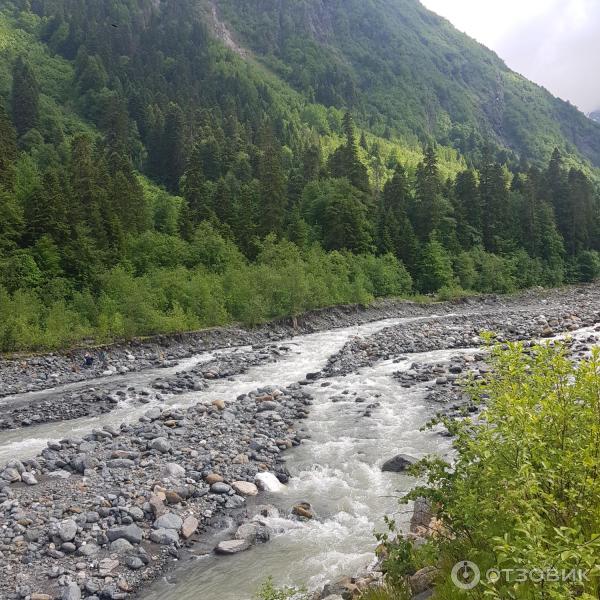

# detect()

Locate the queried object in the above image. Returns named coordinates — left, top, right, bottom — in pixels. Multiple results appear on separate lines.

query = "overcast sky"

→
left=421, top=0, right=600, bottom=114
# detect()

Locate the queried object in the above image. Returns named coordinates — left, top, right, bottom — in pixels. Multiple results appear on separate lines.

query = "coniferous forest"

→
left=0, top=0, right=599, bottom=351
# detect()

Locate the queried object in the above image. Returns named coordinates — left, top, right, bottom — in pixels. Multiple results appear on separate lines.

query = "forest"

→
left=0, top=0, right=599, bottom=352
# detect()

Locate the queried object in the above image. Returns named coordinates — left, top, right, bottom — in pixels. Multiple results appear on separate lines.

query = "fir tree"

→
left=11, top=56, right=39, bottom=136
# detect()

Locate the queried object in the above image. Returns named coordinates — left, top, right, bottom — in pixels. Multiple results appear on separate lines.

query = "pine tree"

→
left=258, top=124, right=286, bottom=237
left=328, top=112, right=370, bottom=193
left=162, top=102, right=187, bottom=192
left=414, top=145, right=443, bottom=241
left=453, top=169, right=481, bottom=248
left=479, top=147, right=509, bottom=252
left=11, top=56, right=39, bottom=136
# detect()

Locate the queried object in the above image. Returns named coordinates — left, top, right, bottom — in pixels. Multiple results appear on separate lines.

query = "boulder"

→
left=107, top=524, right=143, bottom=545
left=235, top=522, right=271, bottom=544
left=231, top=481, right=258, bottom=496
left=255, top=472, right=285, bottom=492
left=153, top=513, right=183, bottom=531
left=150, top=528, right=179, bottom=545
left=381, top=454, right=417, bottom=473
left=292, top=502, right=314, bottom=520
left=215, top=539, right=250, bottom=555
left=181, top=516, right=199, bottom=539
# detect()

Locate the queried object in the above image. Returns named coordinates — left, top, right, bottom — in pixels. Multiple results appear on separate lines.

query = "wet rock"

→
left=235, top=522, right=271, bottom=544
left=292, top=502, right=314, bottom=520
left=255, top=472, right=285, bottom=492
left=381, top=454, right=417, bottom=473
left=215, top=539, right=250, bottom=554
left=211, top=482, right=231, bottom=494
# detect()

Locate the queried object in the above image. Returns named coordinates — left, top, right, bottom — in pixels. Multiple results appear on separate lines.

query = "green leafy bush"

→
left=403, top=341, right=600, bottom=599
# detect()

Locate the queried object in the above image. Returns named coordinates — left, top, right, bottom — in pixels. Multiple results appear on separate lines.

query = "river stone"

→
left=61, top=583, right=81, bottom=600
left=58, top=519, right=78, bottom=542
left=21, top=472, right=38, bottom=485
left=107, top=524, right=143, bottom=544
left=150, top=528, right=179, bottom=545
left=231, top=481, right=258, bottom=496
left=205, top=473, right=223, bottom=485
left=47, top=470, right=71, bottom=479
left=110, top=538, right=134, bottom=553
left=255, top=472, right=285, bottom=492
left=215, top=539, right=250, bottom=555
left=76, top=543, right=99, bottom=557
left=153, top=513, right=183, bottom=530
left=107, top=458, right=135, bottom=469
left=292, top=503, right=314, bottom=519
left=381, top=454, right=417, bottom=473
left=99, top=558, right=120, bottom=576
left=128, top=506, right=144, bottom=521
left=149, top=437, right=172, bottom=453
left=162, top=463, right=185, bottom=479
left=235, top=522, right=271, bottom=544
left=1, top=468, right=20, bottom=482
left=125, top=556, right=145, bottom=571
left=211, top=482, right=231, bottom=494
left=181, top=516, right=199, bottom=539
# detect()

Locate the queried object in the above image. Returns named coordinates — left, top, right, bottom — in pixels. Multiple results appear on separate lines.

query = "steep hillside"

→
left=213, top=0, right=600, bottom=167
left=0, top=0, right=599, bottom=352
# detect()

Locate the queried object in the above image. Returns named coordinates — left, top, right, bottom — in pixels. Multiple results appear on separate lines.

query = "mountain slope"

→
left=212, top=0, right=600, bottom=167
left=0, top=0, right=599, bottom=353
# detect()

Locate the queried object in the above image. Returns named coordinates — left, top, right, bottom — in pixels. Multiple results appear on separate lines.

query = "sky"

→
left=421, top=0, right=600, bottom=114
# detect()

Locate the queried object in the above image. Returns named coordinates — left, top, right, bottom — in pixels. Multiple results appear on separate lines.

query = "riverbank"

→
left=1, top=283, right=599, bottom=600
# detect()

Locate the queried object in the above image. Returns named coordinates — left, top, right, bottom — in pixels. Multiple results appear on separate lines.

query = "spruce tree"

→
left=258, top=124, right=286, bottom=237
left=11, top=56, right=39, bottom=136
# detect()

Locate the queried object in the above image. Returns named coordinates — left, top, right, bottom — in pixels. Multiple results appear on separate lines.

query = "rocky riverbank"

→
left=0, top=344, right=290, bottom=431
left=0, top=385, right=311, bottom=599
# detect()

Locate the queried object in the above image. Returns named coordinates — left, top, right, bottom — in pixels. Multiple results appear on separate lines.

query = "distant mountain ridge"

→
left=210, top=0, right=600, bottom=167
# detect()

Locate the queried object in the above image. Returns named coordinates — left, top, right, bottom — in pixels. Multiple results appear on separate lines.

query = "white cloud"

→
left=421, top=0, right=600, bottom=112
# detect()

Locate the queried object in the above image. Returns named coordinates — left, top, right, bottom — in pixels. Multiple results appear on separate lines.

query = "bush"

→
left=404, top=341, right=600, bottom=599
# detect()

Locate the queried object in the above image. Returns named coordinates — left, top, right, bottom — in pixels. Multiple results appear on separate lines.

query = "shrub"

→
left=404, top=341, right=600, bottom=599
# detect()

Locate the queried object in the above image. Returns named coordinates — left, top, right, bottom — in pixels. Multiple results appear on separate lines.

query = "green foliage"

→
left=253, top=577, right=308, bottom=600
left=403, top=342, right=600, bottom=599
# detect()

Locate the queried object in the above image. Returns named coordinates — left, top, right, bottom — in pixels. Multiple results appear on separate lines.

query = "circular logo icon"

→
left=451, top=561, right=481, bottom=590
